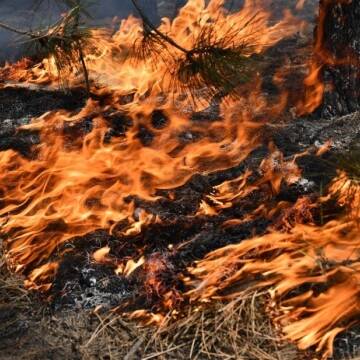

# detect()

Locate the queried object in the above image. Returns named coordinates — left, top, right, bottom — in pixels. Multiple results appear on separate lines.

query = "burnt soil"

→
left=1, top=86, right=360, bottom=360
left=0, top=3, right=359, bottom=359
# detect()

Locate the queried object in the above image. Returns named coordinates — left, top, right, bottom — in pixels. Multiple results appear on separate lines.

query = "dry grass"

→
left=1, top=238, right=359, bottom=359
left=68, top=292, right=301, bottom=360
left=0, top=242, right=302, bottom=360
left=0, top=241, right=342, bottom=360
left=138, top=294, right=300, bottom=360
left=0, top=239, right=31, bottom=311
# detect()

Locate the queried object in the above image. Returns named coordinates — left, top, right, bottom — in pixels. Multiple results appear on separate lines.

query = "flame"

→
left=296, top=0, right=329, bottom=115
left=210, top=169, right=255, bottom=205
left=116, top=256, right=145, bottom=276
left=23, top=261, right=59, bottom=291
left=328, top=170, right=360, bottom=220
left=297, top=62, right=325, bottom=115
left=128, top=309, right=166, bottom=326
left=186, top=219, right=360, bottom=357
left=296, top=0, right=306, bottom=11
left=258, top=145, right=302, bottom=194
left=0, top=0, right=300, bottom=275
left=199, top=145, right=302, bottom=216
left=297, top=0, right=360, bottom=115
left=2, top=1, right=357, bottom=359
left=93, top=246, right=111, bottom=263
left=1, top=0, right=301, bottom=93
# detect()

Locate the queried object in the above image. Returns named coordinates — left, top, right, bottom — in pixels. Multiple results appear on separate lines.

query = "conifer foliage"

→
left=0, top=0, right=92, bottom=94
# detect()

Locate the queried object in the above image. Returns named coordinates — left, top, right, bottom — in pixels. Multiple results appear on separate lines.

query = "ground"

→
left=0, top=86, right=359, bottom=360
left=0, top=1, right=359, bottom=357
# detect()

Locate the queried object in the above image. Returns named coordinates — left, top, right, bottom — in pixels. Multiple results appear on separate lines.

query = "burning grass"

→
left=0, top=0, right=359, bottom=359
left=1, top=240, right=303, bottom=359
left=185, top=219, right=360, bottom=358
left=135, top=294, right=301, bottom=360
left=0, top=241, right=30, bottom=309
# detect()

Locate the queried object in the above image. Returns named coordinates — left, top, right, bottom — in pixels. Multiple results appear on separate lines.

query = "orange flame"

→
left=0, top=0, right=300, bottom=275
left=328, top=171, right=360, bottom=220
left=186, top=219, right=360, bottom=357
left=297, top=0, right=360, bottom=115
left=116, top=256, right=145, bottom=276
left=2, top=2, right=356, bottom=358
left=93, top=246, right=111, bottom=263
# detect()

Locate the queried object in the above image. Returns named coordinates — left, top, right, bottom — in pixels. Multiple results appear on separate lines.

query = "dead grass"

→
left=0, top=242, right=302, bottom=360
left=0, top=239, right=30, bottom=306
left=70, top=292, right=301, bottom=360
left=139, top=294, right=300, bottom=360
left=0, top=241, right=345, bottom=360
left=1, top=236, right=300, bottom=360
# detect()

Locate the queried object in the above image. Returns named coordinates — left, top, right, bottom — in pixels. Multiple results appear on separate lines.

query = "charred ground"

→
left=0, top=1, right=359, bottom=359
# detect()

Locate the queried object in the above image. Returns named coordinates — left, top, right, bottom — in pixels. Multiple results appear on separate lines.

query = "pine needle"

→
left=0, top=5, right=92, bottom=94
left=130, top=0, right=262, bottom=100
left=174, top=24, right=259, bottom=99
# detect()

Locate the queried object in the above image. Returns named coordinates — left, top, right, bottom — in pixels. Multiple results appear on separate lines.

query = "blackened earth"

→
left=1, top=81, right=359, bottom=359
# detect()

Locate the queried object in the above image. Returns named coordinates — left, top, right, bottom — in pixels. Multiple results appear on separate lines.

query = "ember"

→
left=0, top=0, right=359, bottom=359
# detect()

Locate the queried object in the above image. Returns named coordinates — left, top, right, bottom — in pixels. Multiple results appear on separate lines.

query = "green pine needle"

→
left=130, top=0, right=262, bottom=100
left=0, top=4, right=92, bottom=93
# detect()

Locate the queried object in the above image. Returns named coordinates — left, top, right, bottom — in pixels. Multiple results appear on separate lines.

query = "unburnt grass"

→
left=0, top=7, right=359, bottom=357
left=0, top=246, right=303, bottom=360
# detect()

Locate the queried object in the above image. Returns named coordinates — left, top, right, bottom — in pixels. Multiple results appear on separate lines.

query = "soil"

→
left=0, top=1, right=359, bottom=358
left=0, top=87, right=359, bottom=360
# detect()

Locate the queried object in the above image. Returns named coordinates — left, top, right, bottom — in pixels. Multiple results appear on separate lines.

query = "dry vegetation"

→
left=0, top=1, right=358, bottom=359
left=0, top=240, right=304, bottom=360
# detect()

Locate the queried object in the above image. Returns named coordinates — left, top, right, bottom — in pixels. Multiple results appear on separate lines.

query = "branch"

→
left=0, top=5, right=92, bottom=95
left=130, top=0, right=188, bottom=54
left=0, top=22, right=30, bottom=36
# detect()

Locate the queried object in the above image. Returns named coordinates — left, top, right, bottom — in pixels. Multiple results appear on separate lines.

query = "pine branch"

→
left=0, top=5, right=92, bottom=95
left=0, top=22, right=30, bottom=36
left=131, top=0, right=188, bottom=54
left=32, top=0, right=94, bottom=18
left=130, top=0, right=261, bottom=99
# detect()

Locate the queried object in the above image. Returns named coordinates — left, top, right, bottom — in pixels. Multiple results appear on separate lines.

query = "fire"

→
left=116, top=256, right=145, bottom=276
left=93, top=246, right=111, bottom=263
left=185, top=219, right=360, bottom=357
left=297, top=62, right=325, bottom=115
left=0, top=0, right=300, bottom=275
left=1, top=0, right=302, bottom=94
left=197, top=145, right=302, bottom=218
left=297, top=0, right=360, bottom=115
left=23, top=262, right=59, bottom=291
left=1, top=1, right=358, bottom=359
left=328, top=170, right=360, bottom=220
left=296, top=0, right=307, bottom=11
left=128, top=309, right=166, bottom=326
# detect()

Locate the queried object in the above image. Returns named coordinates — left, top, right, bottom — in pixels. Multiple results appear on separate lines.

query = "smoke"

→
left=0, top=0, right=158, bottom=64
left=0, top=0, right=316, bottom=64
left=0, top=1, right=33, bottom=63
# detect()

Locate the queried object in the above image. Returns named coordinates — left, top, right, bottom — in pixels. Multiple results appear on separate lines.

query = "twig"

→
left=130, top=0, right=188, bottom=55
left=124, top=335, right=146, bottom=360
left=0, top=22, right=29, bottom=36
left=142, top=343, right=189, bottom=360
left=130, top=0, right=261, bottom=99
left=0, top=6, right=91, bottom=95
